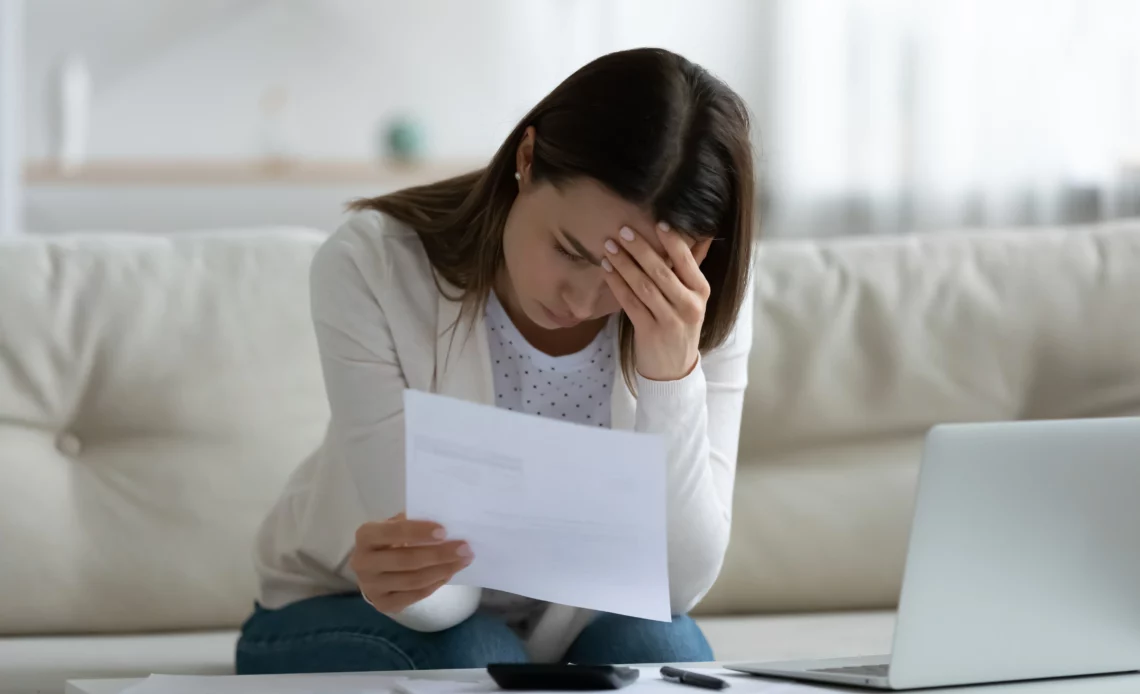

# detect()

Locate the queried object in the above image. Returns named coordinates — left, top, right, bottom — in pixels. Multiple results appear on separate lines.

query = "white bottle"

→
left=49, top=53, right=91, bottom=175
left=259, top=85, right=291, bottom=164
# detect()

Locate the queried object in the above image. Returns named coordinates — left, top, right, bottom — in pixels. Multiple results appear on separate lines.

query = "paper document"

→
left=121, top=672, right=407, bottom=694
left=404, top=389, right=670, bottom=621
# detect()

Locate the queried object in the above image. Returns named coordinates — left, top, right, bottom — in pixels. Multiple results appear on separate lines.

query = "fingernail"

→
left=600, top=258, right=613, bottom=273
left=456, top=544, right=473, bottom=558
left=432, top=528, right=446, bottom=540
left=657, top=221, right=671, bottom=233
left=604, top=239, right=619, bottom=254
left=620, top=226, right=636, bottom=242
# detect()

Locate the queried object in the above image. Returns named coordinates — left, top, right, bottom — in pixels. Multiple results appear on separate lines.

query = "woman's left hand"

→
left=601, top=222, right=714, bottom=382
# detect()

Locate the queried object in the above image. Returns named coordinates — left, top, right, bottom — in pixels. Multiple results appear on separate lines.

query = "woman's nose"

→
left=564, top=274, right=608, bottom=320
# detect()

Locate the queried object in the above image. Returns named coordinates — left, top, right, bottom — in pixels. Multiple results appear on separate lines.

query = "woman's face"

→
left=499, top=174, right=691, bottom=332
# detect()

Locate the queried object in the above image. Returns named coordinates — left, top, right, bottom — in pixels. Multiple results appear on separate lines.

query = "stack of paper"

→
left=121, top=672, right=408, bottom=694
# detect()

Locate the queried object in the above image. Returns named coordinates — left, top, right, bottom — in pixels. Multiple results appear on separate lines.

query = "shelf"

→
left=24, top=159, right=483, bottom=186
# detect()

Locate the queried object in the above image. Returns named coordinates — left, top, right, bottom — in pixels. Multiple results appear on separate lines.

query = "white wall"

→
left=1, top=0, right=23, bottom=235
left=24, top=0, right=771, bottom=163
left=21, top=0, right=772, bottom=233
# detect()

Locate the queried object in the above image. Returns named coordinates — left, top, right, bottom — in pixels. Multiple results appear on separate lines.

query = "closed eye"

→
left=554, top=241, right=589, bottom=264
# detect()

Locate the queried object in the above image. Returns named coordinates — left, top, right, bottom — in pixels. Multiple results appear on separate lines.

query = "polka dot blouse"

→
left=485, top=291, right=616, bottom=429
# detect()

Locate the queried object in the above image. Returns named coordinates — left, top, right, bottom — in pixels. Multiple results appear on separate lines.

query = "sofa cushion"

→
left=698, top=219, right=1140, bottom=614
left=0, top=631, right=236, bottom=694
left=699, top=611, right=895, bottom=663
left=742, top=219, right=1140, bottom=454
left=699, top=441, right=920, bottom=614
left=0, top=230, right=329, bottom=635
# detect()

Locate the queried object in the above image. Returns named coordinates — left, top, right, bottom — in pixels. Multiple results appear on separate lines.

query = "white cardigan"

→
left=254, top=210, right=754, bottom=661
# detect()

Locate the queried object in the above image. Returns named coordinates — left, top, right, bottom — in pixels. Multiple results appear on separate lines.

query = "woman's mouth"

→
left=541, top=303, right=581, bottom=328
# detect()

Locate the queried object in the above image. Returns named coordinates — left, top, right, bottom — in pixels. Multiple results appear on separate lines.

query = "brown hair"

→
left=350, top=47, right=756, bottom=386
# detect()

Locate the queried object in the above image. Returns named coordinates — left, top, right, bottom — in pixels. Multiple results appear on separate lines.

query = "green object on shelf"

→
left=382, top=117, right=425, bottom=163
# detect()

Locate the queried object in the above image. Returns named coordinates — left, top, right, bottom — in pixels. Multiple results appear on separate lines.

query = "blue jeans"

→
left=236, top=593, right=713, bottom=674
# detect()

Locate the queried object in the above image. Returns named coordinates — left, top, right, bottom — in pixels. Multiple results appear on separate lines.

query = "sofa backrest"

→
left=696, top=219, right=1140, bottom=615
left=3, top=220, right=1140, bottom=634
left=0, top=230, right=329, bottom=635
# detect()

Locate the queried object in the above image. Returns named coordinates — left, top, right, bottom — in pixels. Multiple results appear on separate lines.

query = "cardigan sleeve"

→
left=254, top=214, right=480, bottom=631
left=633, top=284, right=754, bottom=614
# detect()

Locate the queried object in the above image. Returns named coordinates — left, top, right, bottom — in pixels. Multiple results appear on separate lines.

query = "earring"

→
left=514, top=171, right=522, bottom=181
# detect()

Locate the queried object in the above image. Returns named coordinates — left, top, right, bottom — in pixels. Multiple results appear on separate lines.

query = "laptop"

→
left=727, top=416, right=1140, bottom=690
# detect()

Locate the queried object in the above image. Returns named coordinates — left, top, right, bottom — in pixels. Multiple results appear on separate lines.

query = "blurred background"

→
left=2, top=0, right=1140, bottom=237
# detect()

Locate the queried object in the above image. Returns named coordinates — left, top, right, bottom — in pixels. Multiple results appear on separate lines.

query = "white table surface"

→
left=66, top=664, right=1140, bottom=694
left=66, top=680, right=149, bottom=694
left=64, top=665, right=498, bottom=694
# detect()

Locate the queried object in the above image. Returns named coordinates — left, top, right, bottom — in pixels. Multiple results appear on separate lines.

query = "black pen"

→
left=660, top=666, right=730, bottom=690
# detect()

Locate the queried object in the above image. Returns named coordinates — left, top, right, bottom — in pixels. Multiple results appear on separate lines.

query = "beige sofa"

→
left=3, top=219, right=1140, bottom=694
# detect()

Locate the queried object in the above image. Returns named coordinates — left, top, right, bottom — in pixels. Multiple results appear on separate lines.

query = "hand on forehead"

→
left=556, top=178, right=697, bottom=259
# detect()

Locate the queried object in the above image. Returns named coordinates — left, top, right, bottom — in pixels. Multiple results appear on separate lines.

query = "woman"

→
left=239, top=47, right=756, bottom=674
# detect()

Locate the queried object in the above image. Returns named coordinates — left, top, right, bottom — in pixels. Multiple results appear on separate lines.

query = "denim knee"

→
left=237, top=594, right=528, bottom=674
left=563, top=613, right=714, bottom=665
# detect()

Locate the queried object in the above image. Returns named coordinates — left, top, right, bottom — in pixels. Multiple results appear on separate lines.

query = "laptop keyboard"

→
left=811, top=664, right=891, bottom=677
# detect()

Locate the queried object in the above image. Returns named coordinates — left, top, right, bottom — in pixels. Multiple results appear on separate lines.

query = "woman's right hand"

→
left=351, top=513, right=473, bottom=613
